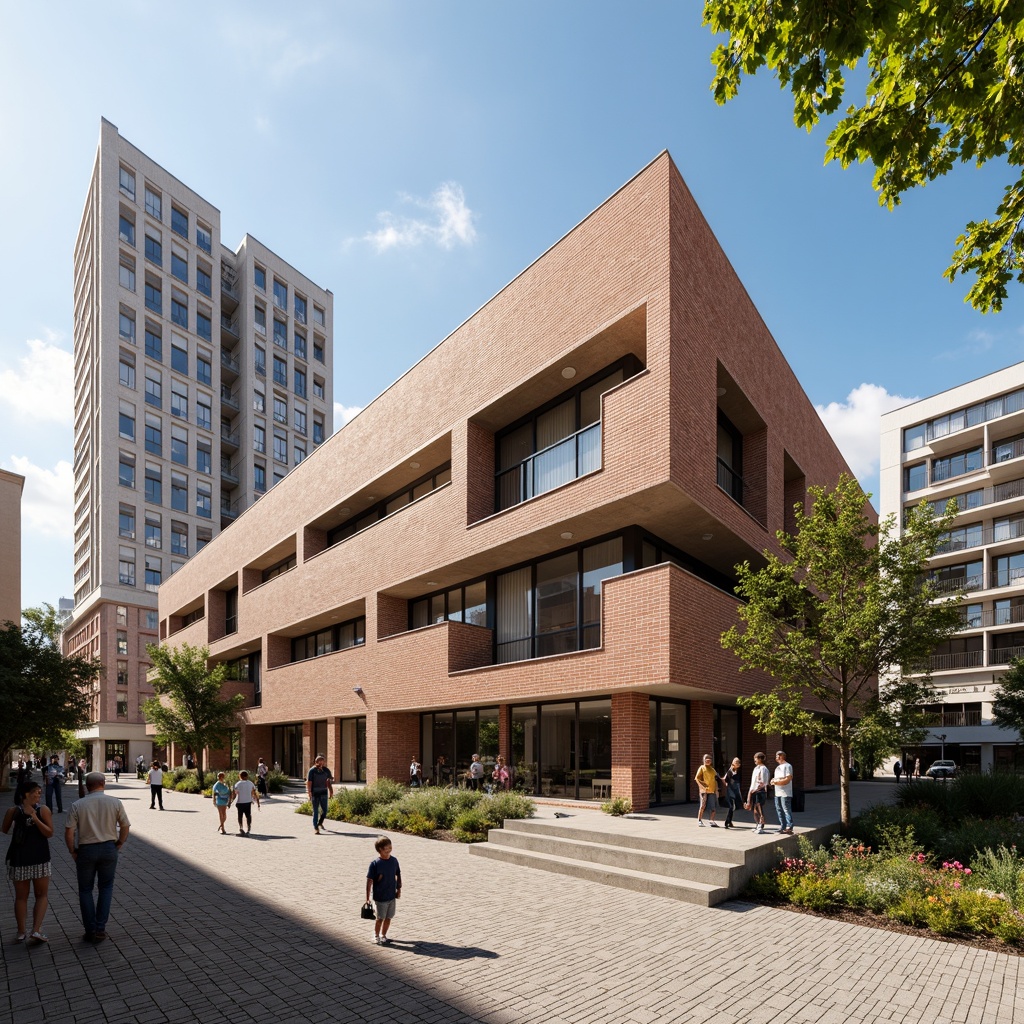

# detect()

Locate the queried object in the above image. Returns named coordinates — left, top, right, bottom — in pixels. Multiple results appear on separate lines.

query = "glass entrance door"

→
left=650, top=699, right=688, bottom=804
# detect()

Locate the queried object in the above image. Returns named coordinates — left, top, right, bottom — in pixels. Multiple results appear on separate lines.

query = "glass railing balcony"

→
left=496, top=421, right=601, bottom=512
left=936, top=519, right=1024, bottom=554
left=991, top=437, right=1024, bottom=465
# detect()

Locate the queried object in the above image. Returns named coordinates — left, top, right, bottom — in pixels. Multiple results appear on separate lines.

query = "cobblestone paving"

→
left=2, top=780, right=1021, bottom=1024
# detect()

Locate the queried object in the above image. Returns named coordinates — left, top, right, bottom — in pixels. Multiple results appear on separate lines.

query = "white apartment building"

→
left=880, top=364, right=1024, bottom=773
left=65, top=119, right=334, bottom=770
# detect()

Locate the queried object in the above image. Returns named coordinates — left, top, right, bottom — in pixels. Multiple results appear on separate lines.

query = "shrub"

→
left=790, top=876, right=845, bottom=913
left=402, top=812, right=437, bottom=837
left=265, top=769, right=288, bottom=794
left=175, top=773, right=201, bottom=793
left=601, top=796, right=633, bottom=816
left=367, top=778, right=406, bottom=804
left=971, top=845, right=1024, bottom=909
left=367, top=803, right=396, bottom=829
left=480, top=791, right=536, bottom=827
left=453, top=807, right=490, bottom=842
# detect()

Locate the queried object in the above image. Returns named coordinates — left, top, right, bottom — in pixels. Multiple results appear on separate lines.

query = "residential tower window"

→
left=255, top=346, right=266, bottom=376
left=145, top=512, right=161, bottom=549
left=313, top=305, right=325, bottom=326
left=273, top=279, right=287, bottom=309
left=171, top=295, right=188, bottom=329
left=119, top=452, right=136, bottom=489
left=118, top=505, right=135, bottom=539
left=196, top=265, right=212, bottom=297
left=145, top=234, right=162, bottom=266
left=119, top=166, right=135, bottom=199
left=119, top=310, right=136, bottom=343
left=273, top=355, right=287, bottom=386
left=145, top=326, right=162, bottom=361
left=144, top=186, right=161, bottom=219
left=145, top=280, right=161, bottom=313
left=144, top=367, right=162, bottom=407
left=144, top=414, right=162, bottom=455
left=196, top=354, right=212, bottom=386
left=171, top=343, right=188, bottom=375
left=196, top=480, right=211, bottom=518
left=171, top=380, right=188, bottom=419
left=171, top=206, right=188, bottom=238
left=291, top=616, right=365, bottom=662
left=196, top=223, right=212, bottom=253
left=273, top=320, right=287, bottom=349
left=119, top=258, right=136, bottom=292
left=118, top=354, right=135, bottom=389
left=196, top=396, right=212, bottom=430
left=294, top=294, right=307, bottom=324
left=262, top=554, right=296, bottom=583
left=171, top=520, right=188, bottom=556
left=145, top=463, right=162, bottom=505
left=119, top=214, right=135, bottom=247
left=254, top=305, right=267, bottom=335
left=171, top=425, right=188, bottom=465
left=254, top=265, right=266, bottom=291
left=171, top=472, right=188, bottom=512
left=171, top=251, right=188, bottom=283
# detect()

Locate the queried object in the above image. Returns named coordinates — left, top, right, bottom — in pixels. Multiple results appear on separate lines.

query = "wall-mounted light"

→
left=353, top=686, right=364, bottom=695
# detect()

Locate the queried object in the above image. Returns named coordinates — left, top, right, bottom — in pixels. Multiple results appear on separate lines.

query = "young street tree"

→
left=721, top=474, right=962, bottom=828
left=0, top=619, right=97, bottom=790
left=143, top=642, right=245, bottom=788
left=992, top=658, right=1024, bottom=741
left=703, top=2, right=1024, bottom=313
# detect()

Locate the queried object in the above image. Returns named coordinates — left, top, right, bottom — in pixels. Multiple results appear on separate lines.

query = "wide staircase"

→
left=468, top=817, right=773, bottom=906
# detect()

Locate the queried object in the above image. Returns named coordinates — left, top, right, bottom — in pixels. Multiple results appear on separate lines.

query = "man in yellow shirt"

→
left=694, top=754, right=720, bottom=828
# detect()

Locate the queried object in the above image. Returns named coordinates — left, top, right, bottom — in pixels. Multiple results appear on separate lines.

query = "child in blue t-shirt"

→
left=365, top=835, right=402, bottom=945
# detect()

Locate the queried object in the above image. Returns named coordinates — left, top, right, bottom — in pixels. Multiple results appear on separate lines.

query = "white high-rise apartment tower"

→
left=880, top=364, right=1024, bottom=774
left=65, top=120, right=334, bottom=770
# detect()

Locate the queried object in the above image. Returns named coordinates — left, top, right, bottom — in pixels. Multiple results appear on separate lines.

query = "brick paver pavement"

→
left=2, top=778, right=1021, bottom=1024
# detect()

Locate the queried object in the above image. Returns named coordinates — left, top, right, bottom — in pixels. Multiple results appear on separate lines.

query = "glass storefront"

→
left=421, top=708, right=499, bottom=785
left=272, top=723, right=303, bottom=777
left=340, top=717, right=366, bottom=782
left=649, top=699, right=688, bottom=804
left=511, top=698, right=611, bottom=800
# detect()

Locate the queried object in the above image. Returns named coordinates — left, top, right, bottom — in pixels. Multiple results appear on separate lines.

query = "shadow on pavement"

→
left=388, top=939, right=499, bottom=960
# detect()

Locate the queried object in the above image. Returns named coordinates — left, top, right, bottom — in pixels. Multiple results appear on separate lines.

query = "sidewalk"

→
left=1, top=777, right=1021, bottom=1024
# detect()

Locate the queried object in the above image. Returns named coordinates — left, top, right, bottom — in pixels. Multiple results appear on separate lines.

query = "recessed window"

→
left=145, top=554, right=162, bottom=592
left=119, top=354, right=135, bottom=389
left=145, top=233, right=162, bottom=266
left=196, top=480, right=212, bottom=518
left=171, top=472, right=188, bottom=512
left=294, top=406, right=307, bottom=436
left=171, top=343, right=188, bottom=375
left=196, top=310, right=212, bottom=342
left=196, top=354, right=212, bottom=386
left=273, top=279, right=287, bottom=309
left=254, top=462, right=266, bottom=492
left=145, top=326, right=162, bottom=362
left=171, top=425, right=188, bottom=465
left=313, top=305, right=325, bottom=327
left=145, top=414, right=162, bottom=455
left=254, top=423, right=266, bottom=453
left=118, top=556, right=135, bottom=587
left=294, top=294, right=307, bottom=324
left=273, top=430, right=287, bottom=464
left=171, top=520, right=188, bottom=556
left=254, top=346, right=266, bottom=377
left=294, top=444, right=306, bottom=464
left=119, top=310, right=136, bottom=343
left=254, top=304, right=266, bottom=335
left=294, top=367, right=306, bottom=399
left=253, top=390, right=265, bottom=413
left=171, top=206, right=188, bottom=238
left=145, top=186, right=162, bottom=220
left=119, top=214, right=135, bottom=247
left=196, top=439, right=211, bottom=475
left=171, top=295, right=188, bottom=329
left=145, top=463, right=162, bottom=505
left=294, top=332, right=307, bottom=360
left=254, top=265, right=266, bottom=291
left=273, top=396, right=287, bottom=424
left=262, top=554, right=296, bottom=583
left=171, top=251, right=188, bottom=283
left=119, top=166, right=135, bottom=200
left=118, top=404, right=135, bottom=441
left=905, top=462, right=927, bottom=492
left=313, top=417, right=324, bottom=445
left=196, top=264, right=212, bottom=297
left=171, top=380, right=188, bottom=419
left=313, top=377, right=324, bottom=399
left=196, top=396, right=212, bottom=431
left=119, top=258, right=136, bottom=292
left=118, top=505, right=135, bottom=539
left=313, top=339, right=324, bottom=363
left=145, top=367, right=162, bottom=408
left=196, top=223, right=212, bottom=253
left=117, top=630, right=129, bottom=656
left=145, top=512, right=162, bottom=549
left=273, top=320, right=287, bottom=349
left=145, top=280, right=161, bottom=313
left=273, top=356, right=287, bottom=386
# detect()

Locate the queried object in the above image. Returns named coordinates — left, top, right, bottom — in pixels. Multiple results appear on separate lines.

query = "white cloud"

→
left=0, top=337, right=73, bottom=424
left=816, top=383, right=917, bottom=480
left=334, top=403, right=362, bottom=428
left=5, top=456, right=73, bottom=540
left=365, top=182, right=477, bottom=253
left=217, top=18, right=331, bottom=83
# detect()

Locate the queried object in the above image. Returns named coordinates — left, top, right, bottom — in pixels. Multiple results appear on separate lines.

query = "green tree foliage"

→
left=992, top=657, right=1024, bottom=739
left=704, top=2, right=1024, bottom=312
left=721, top=475, right=962, bottom=827
left=143, top=642, right=245, bottom=788
left=21, top=602, right=64, bottom=646
left=0, top=621, right=96, bottom=789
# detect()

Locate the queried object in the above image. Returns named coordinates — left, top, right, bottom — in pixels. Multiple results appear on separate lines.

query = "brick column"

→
left=611, top=692, right=650, bottom=811
left=302, top=720, right=314, bottom=777
left=498, top=704, right=512, bottom=763
left=326, top=717, right=342, bottom=782
left=370, top=711, right=420, bottom=784
left=689, top=700, right=714, bottom=801
left=243, top=724, right=274, bottom=771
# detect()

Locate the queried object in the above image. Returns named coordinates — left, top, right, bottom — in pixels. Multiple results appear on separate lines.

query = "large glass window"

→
left=496, top=361, right=633, bottom=511
left=650, top=699, right=688, bottom=804
left=146, top=234, right=162, bottom=266
left=171, top=206, right=188, bottom=238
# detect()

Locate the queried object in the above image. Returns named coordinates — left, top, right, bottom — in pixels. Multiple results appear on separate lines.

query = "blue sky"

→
left=1, top=1, right=1021, bottom=612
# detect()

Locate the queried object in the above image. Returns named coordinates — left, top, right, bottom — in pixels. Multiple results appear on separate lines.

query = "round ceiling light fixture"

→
left=716, top=387, right=727, bottom=397
left=410, top=461, right=420, bottom=469
left=561, top=366, right=577, bottom=379
left=702, top=533, right=714, bottom=541
left=560, top=531, right=574, bottom=540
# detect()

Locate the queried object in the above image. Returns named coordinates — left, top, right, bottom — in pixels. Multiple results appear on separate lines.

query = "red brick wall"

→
left=611, top=691, right=650, bottom=810
left=372, top=712, right=420, bottom=784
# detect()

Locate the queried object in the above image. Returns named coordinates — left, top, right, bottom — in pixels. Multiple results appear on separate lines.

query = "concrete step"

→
left=469, top=841, right=728, bottom=906
left=500, top=817, right=747, bottom=863
left=484, top=827, right=739, bottom=889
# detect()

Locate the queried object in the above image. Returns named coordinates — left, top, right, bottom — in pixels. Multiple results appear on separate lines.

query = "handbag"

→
left=360, top=901, right=376, bottom=920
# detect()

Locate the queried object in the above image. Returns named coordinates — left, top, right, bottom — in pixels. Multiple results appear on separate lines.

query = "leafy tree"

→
left=0, top=621, right=97, bottom=790
left=721, top=474, right=962, bottom=827
left=992, top=657, right=1024, bottom=740
left=22, top=602, right=64, bottom=647
left=143, top=642, right=245, bottom=788
left=704, top=2, right=1024, bottom=312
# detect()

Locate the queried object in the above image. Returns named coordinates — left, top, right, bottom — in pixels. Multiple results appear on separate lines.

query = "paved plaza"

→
left=2, top=779, right=1021, bottom=1024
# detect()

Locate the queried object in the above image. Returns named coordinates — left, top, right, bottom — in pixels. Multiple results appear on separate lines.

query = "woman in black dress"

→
left=722, top=757, right=744, bottom=829
left=2, top=781, right=54, bottom=942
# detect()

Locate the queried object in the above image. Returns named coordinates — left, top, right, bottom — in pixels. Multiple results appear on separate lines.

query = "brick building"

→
left=157, top=152, right=853, bottom=808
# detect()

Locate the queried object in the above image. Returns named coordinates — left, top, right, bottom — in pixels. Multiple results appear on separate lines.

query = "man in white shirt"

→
left=65, top=772, right=130, bottom=943
left=769, top=750, right=794, bottom=834
left=746, top=752, right=771, bottom=834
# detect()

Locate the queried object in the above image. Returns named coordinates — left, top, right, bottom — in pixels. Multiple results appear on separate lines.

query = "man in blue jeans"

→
left=769, top=750, right=794, bottom=834
left=44, top=755, right=65, bottom=814
left=305, top=754, right=334, bottom=835
left=65, top=772, right=131, bottom=943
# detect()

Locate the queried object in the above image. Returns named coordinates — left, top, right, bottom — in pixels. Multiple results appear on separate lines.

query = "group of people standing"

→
left=893, top=757, right=921, bottom=783
left=3, top=772, right=130, bottom=944
left=695, top=750, right=796, bottom=835
left=409, top=753, right=511, bottom=791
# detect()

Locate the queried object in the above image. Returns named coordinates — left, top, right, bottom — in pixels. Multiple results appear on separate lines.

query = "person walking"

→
left=769, top=750, right=794, bottom=834
left=147, top=760, right=165, bottom=810
left=256, top=758, right=269, bottom=798
left=914, top=756, right=921, bottom=781
left=694, top=754, right=720, bottom=827
left=746, top=751, right=771, bottom=834
left=305, top=754, right=334, bottom=835
left=894, top=759, right=903, bottom=784
left=64, top=772, right=130, bottom=943
left=467, top=753, right=484, bottom=792
left=409, top=757, right=422, bottom=788
left=722, top=757, right=743, bottom=828
left=212, top=772, right=231, bottom=834
left=3, top=781, right=54, bottom=943
left=44, top=756, right=65, bottom=815
left=232, top=770, right=259, bottom=835
left=112, top=757, right=121, bottom=783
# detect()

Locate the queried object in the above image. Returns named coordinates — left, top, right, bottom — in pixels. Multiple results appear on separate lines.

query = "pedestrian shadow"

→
left=234, top=834, right=296, bottom=842
left=387, top=939, right=498, bottom=960
left=320, top=830, right=379, bottom=839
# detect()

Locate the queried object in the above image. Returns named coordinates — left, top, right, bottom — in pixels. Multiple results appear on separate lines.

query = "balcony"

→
left=496, top=422, right=601, bottom=512
left=929, top=650, right=984, bottom=671
left=930, top=570, right=1024, bottom=595
left=221, top=350, right=240, bottom=382
left=221, top=314, right=239, bottom=339
left=990, top=643, right=1024, bottom=665
left=924, top=711, right=984, bottom=728
left=220, top=386, right=239, bottom=412
left=221, top=458, right=239, bottom=486
left=936, top=518, right=1024, bottom=555
left=220, top=426, right=240, bottom=452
